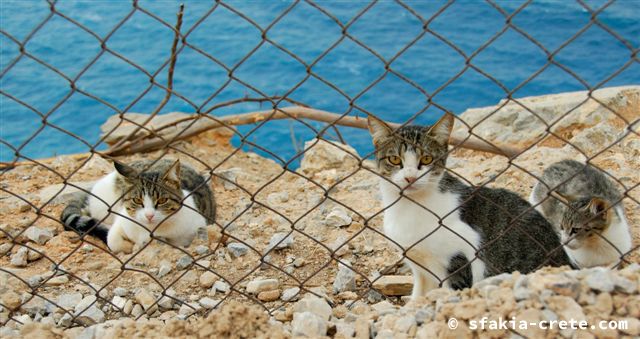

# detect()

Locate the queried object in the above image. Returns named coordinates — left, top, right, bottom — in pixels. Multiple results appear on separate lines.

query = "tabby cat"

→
left=61, top=159, right=215, bottom=253
left=368, top=113, right=571, bottom=298
left=529, top=159, right=631, bottom=268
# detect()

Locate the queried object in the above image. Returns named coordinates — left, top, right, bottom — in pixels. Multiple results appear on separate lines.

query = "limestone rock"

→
left=299, top=138, right=360, bottom=175
left=199, top=272, right=216, bottom=288
left=157, top=260, right=172, bottom=278
left=246, top=279, right=279, bottom=294
left=291, top=311, right=327, bottom=337
left=373, top=275, right=413, bottom=296
left=198, top=297, right=219, bottom=309
left=293, top=296, right=332, bottom=321
left=267, top=232, right=294, bottom=251
left=227, top=242, right=249, bottom=258
left=176, top=255, right=193, bottom=270
left=325, top=208, right=352, bottom=227
left=10, top=247, right=28, bottom=267
left=258, top=289, right=280, bottom=302
left=24, top=227, right=53, bottom=245
left=100, top=112, right=190, bottom=145
left=333, top=261, right=356, bottom=294
left=37, top=182, right=95, bottom=205
left=134, top=289, right=157, bottom=314
left=281, top=287, right=300, bottom=302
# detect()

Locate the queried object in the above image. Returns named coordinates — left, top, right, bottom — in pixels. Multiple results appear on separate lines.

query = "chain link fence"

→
left=1, top=0, right=638, bottom=333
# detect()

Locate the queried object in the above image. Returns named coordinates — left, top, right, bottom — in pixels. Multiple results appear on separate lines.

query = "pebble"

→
left=176, top=255, right=193, bottom=270
left=24, top=226, right=53, bottom=245
left=27, top=249, right=42, bottom=261
left=0, top=243, right=12, bottom=255
left=293, top=258, right=305, bottom=268
left=291, top=312, right=327, bottom=337
left=246, top=279, right=279, bottom=294
left=584, top=268, right=614, bottom=292
left=199, top=271, right=217, bottom=288
left=81, top=244, right=93, bottom=252
left=178, top=302, right=201, bottom=316
left=293, top=296, right=332, bottom=321
left=131, top=304, right=144, bottom=318
left=123, top=300, right=134, bottom=315
left=134, top=289, right=157, bottom=314
left=1, top=291, right=21, bottom=310
left=267, top=232, right=294, bottom=251
left=57, top=293, right=83, bottom=311
left=258, top=289, right=281, bottom=302
left=198, top=297, right=219, bottom=309
left=157, top=260, right=172, bottom=278
left=195, top=245, right=209, bottom=255
left=45, top=275, right=69, bottom=286
left=325, top=207, right=352, bottom=227
left=213, top=280, right=230, bottom=293
left=227, top=242, right=249, bottom=258
left=158, top=289, right=175, bottom=310
left=21, top=296, right=46, bottom=316
left=282, top=287, right=301, bottom=302
left=111, top=296, right=127, bottom=310
left=10, top=247, right=28, bottom=267
left=333, top=260, right=356, bottom=293
left=113, top=287, right=127, bottom=297
left=75, top=305, right=105, bottom=326
left=372, top=275, right=413, bottom=296
left=58, top=313, right=73, bottom=327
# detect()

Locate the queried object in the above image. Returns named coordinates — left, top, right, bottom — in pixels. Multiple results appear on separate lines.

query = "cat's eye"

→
left=387, top=156, right=402, bottom=165
left=420, top=155, right=433, bottom=165
left=132, top=197, right=143, bottom=205
left=157, top=197, right=168, bottom=205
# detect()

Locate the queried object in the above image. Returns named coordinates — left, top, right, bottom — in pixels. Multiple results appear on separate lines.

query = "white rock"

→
left=227, top=242, right=249, bottom=258
left=74, top=295, right=97, bottom=314
left=198, top=297, right=219, bottom=309
left=246, top=279, right=279, bottom=294
left=213, top=280, right=230, bottom=293
left=291, top=312, right=327, bottom=337
left=111, top=296, right=127, bottom=310
left=325, top=208, right=352, bottom=227
left=267, top=232, right=294, bottom=251
left=199, top=271, right=217, bottom=288
left=584, top=268, right=614, bottom=292
left=299, top=138, right=360, bottom=175
left=333, top=261, right=356, bottom=293
left=113, top=288, right=127, bottom=297
left=10, top=247, right=28, bottom=267
left=157, top=260, right=172, bottom=278
left=75, top=305, right=105, bottom=326
left=293, top=296, right=332, bottom=321
left=281, top=287, right=301, bottom=302
left=24, top=227, right=53, bottom=245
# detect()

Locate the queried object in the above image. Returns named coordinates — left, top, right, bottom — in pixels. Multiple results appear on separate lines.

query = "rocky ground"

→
left=0, top=86, right=638, bottom=338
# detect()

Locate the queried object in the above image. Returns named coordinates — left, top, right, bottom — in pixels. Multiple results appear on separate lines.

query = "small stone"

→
left=0, top=243, right=12, bottom=255
left=227, top=242, right=249, bottom=258
left=216, top=168, right=242, bottom=190
left=325, top=208, right=352, bottom=227
left=282, top=287, right=301, bottom=302
left=267, top=192, right=289, bottom=205
left=258, top=289, right=281, bottom=302
left=58, top=313, right=73, bottom=327
left=612, top=275, right=637, bottom=294
left=26, top=249, right=43, bottom=261
left=113, top=288, right=127, bottom=297
left=10, top=247, right=28, bottom=267
left=44, top=275, right=68, bottom=286
left=333, top=261, right=356, bottom=293
left=111, top=296, right=127, bottom=310
left=158, top=289, right=175, bottom=310
left=372, top=275, right=413, bottom=296
left=246, top=279, right=279, bottom=294
left=157, top=260, right=172, bottom=278
left=291, top=312, right=327, bottom=337
left=1, top=291, right=21, bottom=310
left=75, top=295, right=97, bottom=314
left=178, top=303, right=200, bottom=316
left=199, top=271, right=216, bottom=288
left=293, top=258, right=305, bottom=268
left=131, top=304, right=144, bottom=318
left=584, top=268, right=614, bottom=292
left=195, top=245, right=209, bottom=255
left=134, top=289, right=158, bottom=314
left=213, top=280, right=230, bottom=293
left=24, top=227, right=53, bottom=245
left=21, top=296, right=45, bottom=316
left=371, top=300, right=396, bottom=316
left=267, top=232, right=294, bottom=251
left=75, top=305, right=104, bottom=326
left=176, top=255, right=193, bottom=270
left=123, top=300, right=134, bottom=315
left=57, top=293, right=83, bottom=311
left=198, top=297, right=219, bottom=309
left=620, top=317, right=640, bottom=336
left=293, top=296, right=332, bottom=321
left=81, top=244, right=93, bottom=252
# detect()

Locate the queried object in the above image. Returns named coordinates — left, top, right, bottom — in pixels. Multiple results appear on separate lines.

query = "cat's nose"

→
left=145, top=212, right=154, bottom=221
left=405, top=177, right=417, bottom=184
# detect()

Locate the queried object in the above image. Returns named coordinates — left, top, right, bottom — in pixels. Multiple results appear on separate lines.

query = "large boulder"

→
left=298, top=138, right=360, bottom=175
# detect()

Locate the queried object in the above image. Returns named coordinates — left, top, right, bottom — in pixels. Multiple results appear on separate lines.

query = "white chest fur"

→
left=379, top=179, right=486, bottom=295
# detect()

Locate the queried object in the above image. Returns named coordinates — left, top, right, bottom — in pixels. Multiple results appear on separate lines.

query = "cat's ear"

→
left=427, top=113, right=453, bottom=145
left=368, top=115, right=393, bottom=146
left=114, top=161, right=137, bottom=179
left=587, top=197, right=609, bottom=215
left=162, top=160, right=181, bottom=188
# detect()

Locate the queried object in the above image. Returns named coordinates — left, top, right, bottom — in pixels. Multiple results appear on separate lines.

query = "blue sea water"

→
left=1, top=0, right=638, bottom=165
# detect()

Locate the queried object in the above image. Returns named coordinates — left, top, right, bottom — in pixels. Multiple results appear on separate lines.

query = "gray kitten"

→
left=368, top=113, right=571, bottom=297
left=529, top=159, right=632, bottom=268
left=62, top=159, right=215, bottom=252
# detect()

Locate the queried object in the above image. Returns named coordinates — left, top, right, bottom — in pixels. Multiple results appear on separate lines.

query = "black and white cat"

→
left=368, top=113, right=571, bottom=298
left=61, top=159, right=215, bottom=253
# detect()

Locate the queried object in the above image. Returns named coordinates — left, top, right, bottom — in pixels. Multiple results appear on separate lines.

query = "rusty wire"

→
left=0, top=0, right=638, bottom=329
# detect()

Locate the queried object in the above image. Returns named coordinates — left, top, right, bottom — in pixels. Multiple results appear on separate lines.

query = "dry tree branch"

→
left=103, top=105, right=522, bottom=158
left=106, top=3, right=184, bottom=153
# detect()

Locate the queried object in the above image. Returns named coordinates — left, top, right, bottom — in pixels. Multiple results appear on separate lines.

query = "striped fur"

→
left=60, top=191, right=109, bottom=243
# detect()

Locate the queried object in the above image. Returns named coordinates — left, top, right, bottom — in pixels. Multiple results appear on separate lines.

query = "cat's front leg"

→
left=107, top=221, right=134, bottom=254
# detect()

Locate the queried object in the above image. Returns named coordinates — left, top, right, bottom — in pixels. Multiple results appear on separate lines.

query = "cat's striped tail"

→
left=60, top=192, right=109, bottom=244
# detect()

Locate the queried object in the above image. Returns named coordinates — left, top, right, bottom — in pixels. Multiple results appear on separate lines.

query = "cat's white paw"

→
left=107, top=223, right=134, bottom=254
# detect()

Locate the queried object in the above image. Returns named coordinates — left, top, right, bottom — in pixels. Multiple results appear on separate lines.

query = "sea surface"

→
left=1, top=0, right=638, bottom=165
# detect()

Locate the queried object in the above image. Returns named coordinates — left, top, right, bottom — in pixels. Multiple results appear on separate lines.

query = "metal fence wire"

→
left=0, top=0, right=638, bottom=331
